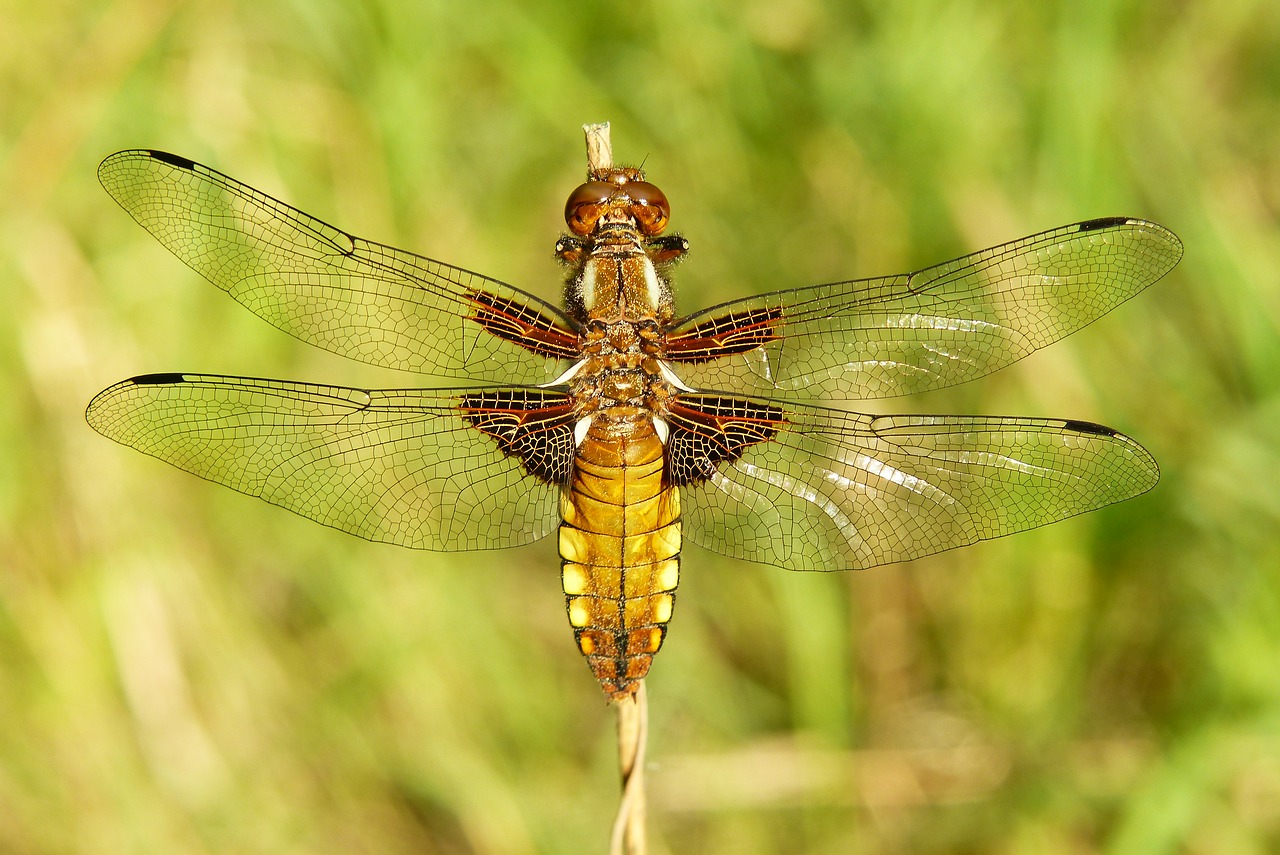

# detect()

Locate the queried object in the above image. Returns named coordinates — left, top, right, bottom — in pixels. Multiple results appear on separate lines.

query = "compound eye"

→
left=625, top=181, right=670, bottom=235
left=565, top=181, right=615, bottom=235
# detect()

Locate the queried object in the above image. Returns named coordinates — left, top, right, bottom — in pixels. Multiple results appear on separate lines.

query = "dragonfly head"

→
left=564, top=166, right=670, bottom=237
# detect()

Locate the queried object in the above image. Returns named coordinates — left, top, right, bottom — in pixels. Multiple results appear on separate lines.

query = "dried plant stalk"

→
left=584, top=122, right=613, bottom=174
left=610, top=681, right=648, bottom=855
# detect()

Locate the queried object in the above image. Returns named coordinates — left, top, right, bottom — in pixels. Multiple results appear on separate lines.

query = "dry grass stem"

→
left=584, top=122, right=613, bottom=173
left=610, top=681, right=649, bottom=855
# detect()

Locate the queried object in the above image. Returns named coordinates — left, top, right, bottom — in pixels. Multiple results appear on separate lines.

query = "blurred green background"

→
left=3, top=1, right=1279, bottom=852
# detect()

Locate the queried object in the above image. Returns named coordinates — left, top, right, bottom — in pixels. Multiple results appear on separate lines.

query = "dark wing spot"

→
left=1077, top=216, right=1131, bottom=232
left=129, top=372, right=188, bottom=385
left=1062, top=419, right=1118, bottom=437
left=147, top=151, right=196, bottom=170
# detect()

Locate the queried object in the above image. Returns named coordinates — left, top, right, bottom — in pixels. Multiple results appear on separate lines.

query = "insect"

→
left=87, top=146, right=1181, bottom=699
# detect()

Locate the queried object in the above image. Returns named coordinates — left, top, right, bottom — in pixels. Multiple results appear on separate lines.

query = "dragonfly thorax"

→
left=562, top=239, right=676, bottom=325
left=568, top=347, right=674, bottom=411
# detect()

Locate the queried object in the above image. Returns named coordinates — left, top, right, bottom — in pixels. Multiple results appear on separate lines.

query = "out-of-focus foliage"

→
left=2, top=1, right=1278, bottom=852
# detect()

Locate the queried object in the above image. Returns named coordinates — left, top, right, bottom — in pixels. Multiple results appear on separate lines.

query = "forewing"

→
left=667, top=218, right=1182, bottom=399
left=98, top=150, right=578, bottom=385
left=676, top=396, right=1159, bottom=570
left=85, top=374, right=572, bottom=550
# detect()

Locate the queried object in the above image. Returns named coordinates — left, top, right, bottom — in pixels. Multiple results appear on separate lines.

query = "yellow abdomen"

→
left=559, top=415, right=680, bottom=699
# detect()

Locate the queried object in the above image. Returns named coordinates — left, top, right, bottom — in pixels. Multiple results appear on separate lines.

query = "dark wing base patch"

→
left=664, top=306, right=783, bottom=362
left=466, top=289, right=581, bottom=360
left=460, top=389, right=576, bottom=485
left=666, top=395, right=785, bottom=486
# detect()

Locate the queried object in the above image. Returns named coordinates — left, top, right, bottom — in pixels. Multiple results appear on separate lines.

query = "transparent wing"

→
left=678, top=397, right=1159, bottom=570
left=98, top=150, right=578, bottom=385
left=667, top=218, right=1182, bottom=400
left=85, top=374, right=569, bottom=550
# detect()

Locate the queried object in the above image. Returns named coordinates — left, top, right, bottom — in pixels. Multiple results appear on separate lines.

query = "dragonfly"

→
left=87, top=147, right=1182, bottom=699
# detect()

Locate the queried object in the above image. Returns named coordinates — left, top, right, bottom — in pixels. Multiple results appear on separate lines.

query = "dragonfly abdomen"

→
left=559, top=415, right=680, bottom=699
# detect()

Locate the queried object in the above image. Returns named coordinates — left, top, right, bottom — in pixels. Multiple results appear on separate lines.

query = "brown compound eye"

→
left=565, top=181, right=615, bottom=235
left=625, top=181, right=670, bottom=235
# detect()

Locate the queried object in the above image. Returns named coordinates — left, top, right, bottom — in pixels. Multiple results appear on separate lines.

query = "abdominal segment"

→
left=559, top=418, right=681, bottom=699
